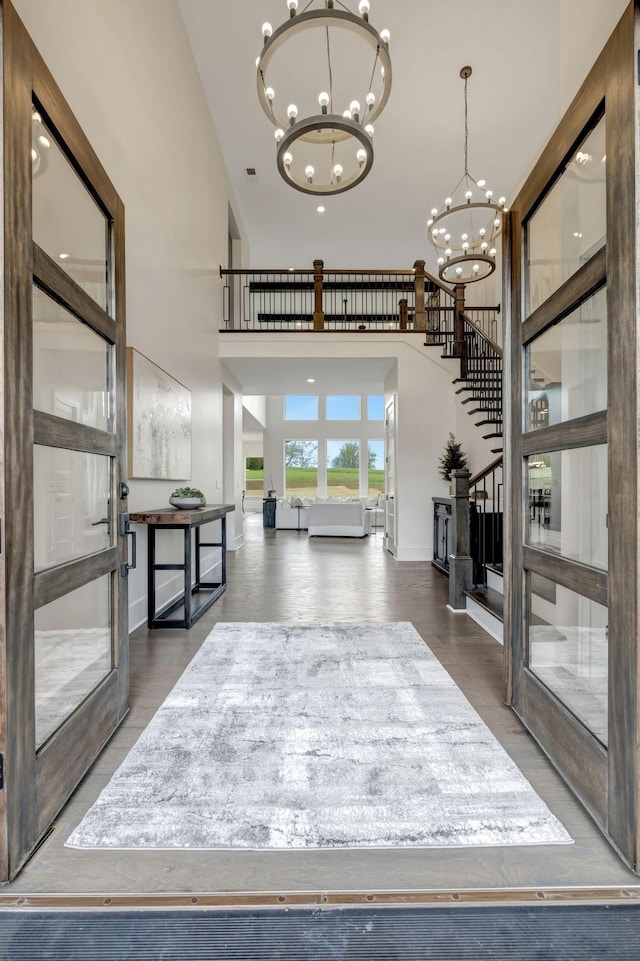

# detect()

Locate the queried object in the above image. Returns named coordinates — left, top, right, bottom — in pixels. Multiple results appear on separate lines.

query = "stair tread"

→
left=465, top=586, right=504, bottom=622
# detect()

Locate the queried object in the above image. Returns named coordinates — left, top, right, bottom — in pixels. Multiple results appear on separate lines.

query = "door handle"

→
left=120, top=513, right=137, bottom=576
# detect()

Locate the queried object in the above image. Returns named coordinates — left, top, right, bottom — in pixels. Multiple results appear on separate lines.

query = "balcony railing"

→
left=220, top=260, right=458, bottom=333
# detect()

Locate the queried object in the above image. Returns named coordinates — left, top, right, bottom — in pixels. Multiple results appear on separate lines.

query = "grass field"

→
left=246, top=468, right=384, bottom=497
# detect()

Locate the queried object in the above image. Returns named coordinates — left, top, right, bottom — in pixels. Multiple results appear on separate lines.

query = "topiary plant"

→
left=439, top=433, right=468, bottom=481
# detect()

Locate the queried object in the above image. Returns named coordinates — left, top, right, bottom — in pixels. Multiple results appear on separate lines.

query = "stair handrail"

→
left=470, top=455, right=503, bottom=488
left=460, top=311, right=503, bottom=357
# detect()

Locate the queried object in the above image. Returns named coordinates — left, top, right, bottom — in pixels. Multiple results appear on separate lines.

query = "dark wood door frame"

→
left=1, top=0, right=128, bottom=879
left=505, top=1, right=640, bottom=870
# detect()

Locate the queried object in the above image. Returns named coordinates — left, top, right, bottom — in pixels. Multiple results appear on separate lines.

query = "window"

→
left=245, top=456, right=263, bottom=493
left=326, top=395, right=360, bottom=420
left=327, top=440, right=360, bottom=497
left=284, top=440, right=318, bottom=496
left=368, top=440, right=385, bottom=495
left=367, top=395, right=384, bottom=420
left=284, top=396, right=318, bottom=420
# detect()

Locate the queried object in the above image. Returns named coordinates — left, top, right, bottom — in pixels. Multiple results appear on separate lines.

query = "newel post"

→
left=448, top=468, right=473, bottom=611
left=313, top=259, right=325, bottom=330
left=413, top=259, right=427, bottom=330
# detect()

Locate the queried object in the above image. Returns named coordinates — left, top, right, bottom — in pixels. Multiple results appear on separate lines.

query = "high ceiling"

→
left=179, top=0, right=627, bottom=275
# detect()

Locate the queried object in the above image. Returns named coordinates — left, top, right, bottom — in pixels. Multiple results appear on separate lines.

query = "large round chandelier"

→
left=256, top=1, right=392, bottom=196
left=427, top=67, right=506, bottom=284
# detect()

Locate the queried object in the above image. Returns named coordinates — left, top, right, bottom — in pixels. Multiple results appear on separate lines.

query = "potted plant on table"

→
left=169, top=486, right=206, bottom=509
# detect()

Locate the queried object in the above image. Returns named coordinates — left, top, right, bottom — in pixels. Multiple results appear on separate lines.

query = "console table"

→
left=129, top=504, right=235, bottom=629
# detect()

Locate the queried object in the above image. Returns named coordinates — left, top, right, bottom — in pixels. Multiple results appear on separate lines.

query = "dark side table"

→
left=129, top=504, right=235, bottom=629
left=263, top=497, right=277, bottom=528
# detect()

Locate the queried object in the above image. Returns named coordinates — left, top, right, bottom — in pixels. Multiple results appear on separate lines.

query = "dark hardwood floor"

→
left=3, top=513, right=638, bottom=900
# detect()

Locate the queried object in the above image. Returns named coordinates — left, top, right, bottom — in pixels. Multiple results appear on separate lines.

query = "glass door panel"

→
left=31, top=107, right=109, bottom=311
left=528, top=573, right=608, bottom=745
left=526, top=287, right=607, bottom=429
left=34, top=574, right=112, bottom=749
left=527, top=116, right=606, bottom=313
left=525, top=445, right=608, bottom=570
left=33, top=446, right=112, bottom=571
left=32, top=285, right=111, bottom=429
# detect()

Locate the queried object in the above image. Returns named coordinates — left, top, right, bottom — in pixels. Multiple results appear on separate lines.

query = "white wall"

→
left=14, top=0, right=248, bottom=629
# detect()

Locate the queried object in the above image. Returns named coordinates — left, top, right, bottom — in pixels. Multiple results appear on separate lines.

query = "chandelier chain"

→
left=464, top=73, right=469, bottom=177
left=325, top=26, right=334, bottom=112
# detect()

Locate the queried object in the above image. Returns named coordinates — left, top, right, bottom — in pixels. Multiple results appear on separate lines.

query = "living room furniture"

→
left=129, top=504, right=234, bottom=629
left=262, top=497, right=277, bottom=528
left=308, top=501, right=371, bottom=537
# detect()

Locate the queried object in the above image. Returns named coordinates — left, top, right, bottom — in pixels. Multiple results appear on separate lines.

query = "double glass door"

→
left=1, top=1, right=128, bottom=879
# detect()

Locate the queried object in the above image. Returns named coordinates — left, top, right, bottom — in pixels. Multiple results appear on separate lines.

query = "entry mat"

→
left=1, top=904, right=640, bottom=960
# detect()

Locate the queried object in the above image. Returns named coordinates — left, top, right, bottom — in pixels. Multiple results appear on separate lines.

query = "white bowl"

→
left=169, top=497, right=204, bottom=510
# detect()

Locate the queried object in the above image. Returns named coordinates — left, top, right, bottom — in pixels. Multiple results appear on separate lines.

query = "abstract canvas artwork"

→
left=126, top=348, right=191, bottom=479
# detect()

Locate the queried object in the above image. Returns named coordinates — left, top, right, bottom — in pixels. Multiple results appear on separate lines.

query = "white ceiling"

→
left=223, top=355, right=395, bottom=395
left=179, top=0, right=627, bottom=273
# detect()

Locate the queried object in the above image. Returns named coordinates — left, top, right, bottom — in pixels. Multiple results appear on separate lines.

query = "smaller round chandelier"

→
left=256, top=0, right=392, bottom=195
left=427, top=67, right=506, bottom=284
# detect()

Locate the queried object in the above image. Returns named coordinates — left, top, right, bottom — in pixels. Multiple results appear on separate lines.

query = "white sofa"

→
left=275, top=494, right=383, bottom=536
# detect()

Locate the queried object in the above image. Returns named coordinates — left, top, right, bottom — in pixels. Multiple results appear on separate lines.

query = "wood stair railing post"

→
left=448, top=468, right=473, bottom=611
left=313, top=259, right=325, bottom=330
left=399, top=298, right=408, bottom=330
left=454, top=283, right=467, bottom=377
left=413, top=259, right=426, bottom=330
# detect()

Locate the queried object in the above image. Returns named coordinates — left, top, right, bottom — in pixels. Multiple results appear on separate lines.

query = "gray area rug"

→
left=66, top=622, right=572, bottom=850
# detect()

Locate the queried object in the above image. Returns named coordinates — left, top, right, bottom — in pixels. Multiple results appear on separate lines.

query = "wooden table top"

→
left=129, top=504, right=235, bottom=526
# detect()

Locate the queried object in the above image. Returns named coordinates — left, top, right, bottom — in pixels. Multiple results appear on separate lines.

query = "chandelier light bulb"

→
left=380, top=28, right=390, bottom=43
left=456, top=267, right=463, bottom=276
left=343, top=109, right=352, bottom=119
left=333, top=163, right=343, bottom=177
left=490, top=248, right=497, bottom=257
left=357, top=148, right=367, bottom=165
left=432, top=229, right=438, bottom=239
left=473, top=264, right=480, bottom=273
left=365, top=123, right=374, bottom=137
left=479, top=228, right=486, bottom=237
left=481, top=241, right=488, bottom=250
left=274, top=128, right=284, bottom=142
left=465, top=190, right=472, bottom=201
left=485, top=189, right=493, bottom=199
left=461, top=233, right=468, bottom=241
left=494, top=218, right=500, bottom=227
left=444, top=233, right=451, bottom=242
left=437, top=257, right=444, bottom=265
left=305, top=164, right=315, bottom=181
left=283, top=151, right=293, bottom=166
left=350, top=100, right=361, bottom=121
left=266, top=87, right=275, bottom=101
left=359, top=0, right=370, bottom=16
left=366, top=92, right=376, bottom=109
left=287, top=103, right=298, bottom=122
left=498, top=196, right=506, bottom=206
left=445, top=198, right=452, bottom=208
left=427, top=219, right=433, bottom=227
left=318, top=91, right=330, bottom=109
left=462, top=242, right=469, bottom=251
left=445, top=248, right=452, bottom=257
left=38, top=134, right=50, bottom=148
left=431, top=208, right=438, bottom=217
left=287, top=0, right=298, bottom=10
left=262, top=22, right=273, bottom=38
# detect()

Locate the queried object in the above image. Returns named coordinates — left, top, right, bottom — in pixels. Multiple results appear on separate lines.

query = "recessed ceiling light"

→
left=306, top=378, right=316, bottom=383
left=316, top=205, right=325, bottom=213
left=59, top=253, right=69, bottom=259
